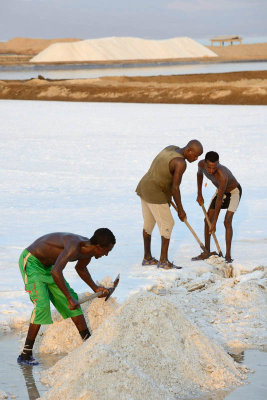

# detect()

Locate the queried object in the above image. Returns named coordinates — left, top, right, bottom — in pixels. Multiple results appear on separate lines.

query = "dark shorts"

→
left=209, top=184, right=242, bottom=212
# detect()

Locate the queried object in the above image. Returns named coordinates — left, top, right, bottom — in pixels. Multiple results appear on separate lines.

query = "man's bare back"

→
left=27, top=232, right=91, bottom=266
left=198, top=160, right=239, bottom=192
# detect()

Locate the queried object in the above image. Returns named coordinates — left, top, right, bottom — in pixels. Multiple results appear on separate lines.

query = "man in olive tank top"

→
left=136, top=140, right=203, bottom=269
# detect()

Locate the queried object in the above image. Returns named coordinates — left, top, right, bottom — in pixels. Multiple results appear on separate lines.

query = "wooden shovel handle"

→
left=78, top=291, right=103, bottom=305
left=170, top=201, right=208, bottom=254
left=201, top=205, right=223, bottom=256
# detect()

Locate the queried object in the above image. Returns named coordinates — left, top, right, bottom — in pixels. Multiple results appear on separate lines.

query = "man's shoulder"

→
left=198, top=159, right=205, bottom=168
left=218, top=164, right=230, bottom=176
left=171, top=156, right=186, bottom=173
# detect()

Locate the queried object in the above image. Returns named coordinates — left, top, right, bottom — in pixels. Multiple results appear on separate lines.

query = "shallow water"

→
left=0, top=334, right=63, bottom=399
left=0, top=334, right=266, bottom=400
left=192, top=350, right=267, bottom=400
left=0, top=60, right=266, bottom=80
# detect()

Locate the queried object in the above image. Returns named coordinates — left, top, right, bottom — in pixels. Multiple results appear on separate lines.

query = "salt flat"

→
left=0, top=100, right=266, bottom=398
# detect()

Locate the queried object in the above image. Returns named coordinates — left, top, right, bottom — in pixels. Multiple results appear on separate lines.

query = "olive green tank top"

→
left=136, top=145, right=185, bottom=204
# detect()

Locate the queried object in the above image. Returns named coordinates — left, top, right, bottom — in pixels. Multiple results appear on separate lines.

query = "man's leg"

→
left=192, top=208, right=215, bottom=260
left=224, top=211, right=234, bottom=262
left=143, top=229, right=153, bottom=260
left=19, top=323, right=41, bottom=362
left=48, top=281, right=91, bottom=341
left=205, top=208, right=215, bottom=252
left=147, top=203, right=175, bottom=266
left=141, top=199, right=156, bottom=262
left=71, top=314, right=91, bottom=341
left=160, top=236, right=170, bottom=263
left=18, top=281, right=52, bottom=365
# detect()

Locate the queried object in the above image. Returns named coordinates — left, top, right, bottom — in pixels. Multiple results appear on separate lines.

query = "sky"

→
left=0, top=0, right=267, bottom=41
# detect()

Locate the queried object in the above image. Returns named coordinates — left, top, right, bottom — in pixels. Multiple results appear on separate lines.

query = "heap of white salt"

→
left=40, top=291, right=245, bottom=400
left=35, top=293, right=118, bottom=354
left=30, top=36, right=217, bottom=63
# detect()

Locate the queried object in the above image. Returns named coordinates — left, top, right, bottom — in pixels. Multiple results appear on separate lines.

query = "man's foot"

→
left=142, top=257, right=158, bottom=266
left=17, top=354, right=39, bottom=366
left=191, top=252, right=210, bottom=261
left=157, top=260, right=182, bottom=270
left=225, top=257, right=234, bottom=264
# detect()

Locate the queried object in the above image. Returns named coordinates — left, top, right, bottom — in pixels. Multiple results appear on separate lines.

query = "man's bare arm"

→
left=51, top=240, right=80, bottom=309
left=210, top=173, right=228, bottom=233
left=197, top=161, right=204, bottom=205
left=75, top=260, right=109, bottom=297
left=171, top=158, right=187, bottom=221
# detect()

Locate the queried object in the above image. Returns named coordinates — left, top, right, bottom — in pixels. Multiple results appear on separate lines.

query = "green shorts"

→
left=19, top=249, right=83, bottom=325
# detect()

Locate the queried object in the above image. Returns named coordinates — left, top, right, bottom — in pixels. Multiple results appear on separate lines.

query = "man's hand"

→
left=178, top=208, right=187, bottom=222
left=209, top=221, right=216, bottom=234
left=197, top=194, right=204, bottom=206
left=95, top=286, right=110, bottom=298
left=68, top=297, right=80, bottom=310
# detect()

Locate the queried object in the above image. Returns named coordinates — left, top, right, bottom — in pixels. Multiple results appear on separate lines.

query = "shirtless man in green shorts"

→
left=193, top=151, right=242, bottom=263
left=17, top=228, right=115, bottom=366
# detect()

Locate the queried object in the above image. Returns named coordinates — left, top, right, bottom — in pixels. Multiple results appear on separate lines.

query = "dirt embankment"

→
left=0, top=70, right=266, bottom=105
left=207, top=42, right=267, bottom=61
left=0, top=37, right=80, bottom=56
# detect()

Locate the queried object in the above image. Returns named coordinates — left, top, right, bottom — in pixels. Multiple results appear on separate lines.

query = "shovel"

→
left=78, top=274, right=120, bottom=305
left=201, top=204, right=223, bottom=257
left=170, top=201, right=209, bottom=255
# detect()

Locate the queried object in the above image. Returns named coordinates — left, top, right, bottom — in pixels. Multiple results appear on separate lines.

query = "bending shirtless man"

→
left=17, top=228, right=115, bottom=365
left=194, top=151, right=242, bottom=263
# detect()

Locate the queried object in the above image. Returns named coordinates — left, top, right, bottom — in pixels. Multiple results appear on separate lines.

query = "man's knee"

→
left=143, top=223, right=155, bottom=235
left=224, top=217, right=233, bottom=228
left=159, top=218, right=174, bottom=239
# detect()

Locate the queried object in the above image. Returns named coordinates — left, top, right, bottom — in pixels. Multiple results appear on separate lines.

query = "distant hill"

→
left=0, top=37, right=80, bottom=55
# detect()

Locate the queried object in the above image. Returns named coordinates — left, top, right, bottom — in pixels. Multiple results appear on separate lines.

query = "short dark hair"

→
left=205, top=151, right=219, bottom=162
left=90, top=228, right=116, bottom=247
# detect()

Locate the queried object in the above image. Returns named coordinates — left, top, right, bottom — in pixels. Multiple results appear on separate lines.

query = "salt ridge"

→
left=30, top=36, right=217, bottom=63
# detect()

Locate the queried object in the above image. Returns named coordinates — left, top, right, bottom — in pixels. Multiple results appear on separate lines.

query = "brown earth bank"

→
left=0, top=70, right=266, bottom=105
left=0, top=37, right=80, bottom=55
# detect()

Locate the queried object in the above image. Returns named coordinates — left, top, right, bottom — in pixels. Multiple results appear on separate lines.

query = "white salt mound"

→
left=40, top=291, right=245, bottom=400
left=30, top=36, right=217, bottom=63
left=34, top=294, right=118, bottom=354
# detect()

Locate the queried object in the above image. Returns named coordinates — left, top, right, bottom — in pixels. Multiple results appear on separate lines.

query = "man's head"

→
left=184, top=140, right=203, bottom=163
left=89, top=228, right=116, bottom=259
left=204, top=151, right=219, bottom=175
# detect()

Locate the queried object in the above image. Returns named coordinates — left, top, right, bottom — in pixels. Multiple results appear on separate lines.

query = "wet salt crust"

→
left=40, top=291, right=246, bottom=400
left=161, top=258, right=267, bottom=351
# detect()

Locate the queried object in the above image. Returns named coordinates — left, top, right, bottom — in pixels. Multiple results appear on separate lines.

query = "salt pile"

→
left=40, top=291, right=245, bottom=400
left=162, top=265, right=267, bottom=350
left=30, top=36, right=217, bottom=63
left=34, top=294, right=118, bottom=354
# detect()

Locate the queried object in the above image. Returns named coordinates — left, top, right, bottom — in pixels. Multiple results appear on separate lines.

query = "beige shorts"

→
left=141, top=199, right=174, bottom=239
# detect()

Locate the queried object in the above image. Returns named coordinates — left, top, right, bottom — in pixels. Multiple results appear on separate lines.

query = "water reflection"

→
left=0, top=61, right=266, bottom=80
left=19, top=364, right=40, bottom=400
left=18, top=353, right=64, bottom=399
left=228, top=351, right=245, bottom=364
